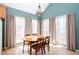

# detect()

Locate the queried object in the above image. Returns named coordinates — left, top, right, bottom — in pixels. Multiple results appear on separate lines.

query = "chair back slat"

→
left=30, top=37, right=45, bottom=55
left=25, top=34, right=31, bottom=36
left=45, top=36, right=50, bottom=44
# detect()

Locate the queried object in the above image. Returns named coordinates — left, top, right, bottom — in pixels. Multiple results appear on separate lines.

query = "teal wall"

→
left=42, top=3, right=79, bottom=50
left=6, top=7, right=39, bottom=19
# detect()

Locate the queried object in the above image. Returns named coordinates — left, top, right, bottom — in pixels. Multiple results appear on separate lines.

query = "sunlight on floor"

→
left=2, top=44, right=79, bottom=55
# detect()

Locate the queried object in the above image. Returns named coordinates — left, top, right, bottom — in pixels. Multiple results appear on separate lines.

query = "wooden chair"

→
left=25, top=34, right=31, bottom=36
left=29, top=37, right=46, bottom=55
left=45, top=36, right=50, bottom=51
left=23, top=34, right=31, bottom=53
left=32, top=34, right=37, bottom=36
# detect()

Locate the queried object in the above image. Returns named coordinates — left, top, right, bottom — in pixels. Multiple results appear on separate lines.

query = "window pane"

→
left=32, top=19, right=37, bottom=34
left=42, top=19, right=49, bottom=35
left=16, top=16, right=25, bottom=43
left=56, top=15, right=67, bottom=45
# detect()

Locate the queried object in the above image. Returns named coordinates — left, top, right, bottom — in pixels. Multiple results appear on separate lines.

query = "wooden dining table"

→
left=22, top=35, right=47, bottom=54
left=23, top=35, right=45, bottom=42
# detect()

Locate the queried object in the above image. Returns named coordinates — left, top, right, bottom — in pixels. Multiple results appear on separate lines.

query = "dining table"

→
left=22, top=35, right=47, bottom=54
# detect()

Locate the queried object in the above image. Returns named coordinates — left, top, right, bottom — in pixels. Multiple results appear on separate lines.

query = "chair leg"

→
left=35, top=51, right=37, bottom=55
left=23, top=41, right=25, bottom=53
left=30, top=46, right=32, bottom=55
left=23, top=44, right=24, bottom=53
left=41, top=49, right=43, bottom=55
left=28, top=45, right=29, bottom=53
left=44, top=47, right=46, bottom=54
left=47, top=44, right=50, bottom=51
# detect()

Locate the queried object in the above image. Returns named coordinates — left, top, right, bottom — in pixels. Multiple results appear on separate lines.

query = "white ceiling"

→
left=3, top=3, right=49, bottom=15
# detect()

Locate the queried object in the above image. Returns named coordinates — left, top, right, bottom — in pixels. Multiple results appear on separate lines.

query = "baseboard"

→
left=76, top=50, right=79, bottom=52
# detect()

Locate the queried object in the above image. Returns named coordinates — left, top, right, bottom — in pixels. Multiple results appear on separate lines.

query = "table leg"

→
left=30, top=45, right=32, bottom=55
left=23, top=41, right=25, bottom=53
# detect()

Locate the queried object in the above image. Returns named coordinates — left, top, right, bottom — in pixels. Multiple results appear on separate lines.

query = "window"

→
left=56, top=15, right=67, bottom=45
left=32, top=19, right=37, bottom=34
left=42, top=19, right=49, bottom=35
left=16, top=16, right=25, bottom=43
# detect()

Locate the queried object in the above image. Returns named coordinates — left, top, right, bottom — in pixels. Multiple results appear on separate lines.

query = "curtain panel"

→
left=67, top=14, right=75, bottom=51
left=25, top=18, right=32, bottom=35
left=7, top=15, right=16, bottom=48
left=49, top=17, right=56, bottom=44
left=37, top=20, right=41, bottom=35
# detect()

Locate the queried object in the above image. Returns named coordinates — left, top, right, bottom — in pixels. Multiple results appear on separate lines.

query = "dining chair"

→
left=29, top=37, right=45, bottom=55
left=32, top=34, right=37, bottom=36
left=45, top=36, right=50, bottom=51
left=25, top=34, right=31, bottom=36
left=23, top=34, right=31, bottom=53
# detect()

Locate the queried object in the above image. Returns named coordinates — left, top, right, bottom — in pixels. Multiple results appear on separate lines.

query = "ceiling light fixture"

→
left=36, top=4, right=42, bottom=16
